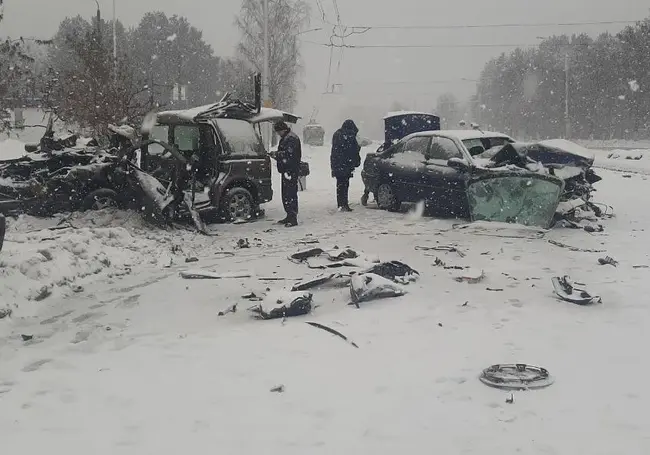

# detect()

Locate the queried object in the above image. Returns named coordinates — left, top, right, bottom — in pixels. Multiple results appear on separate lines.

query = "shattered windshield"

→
left=467, top=174, right=563, bottom=228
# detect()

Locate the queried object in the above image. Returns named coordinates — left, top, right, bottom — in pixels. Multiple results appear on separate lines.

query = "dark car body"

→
left=362, top=130, right=517, bottom=217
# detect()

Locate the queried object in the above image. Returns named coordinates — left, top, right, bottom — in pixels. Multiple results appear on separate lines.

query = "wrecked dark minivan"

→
left=145, top=96, right=299, bottom=222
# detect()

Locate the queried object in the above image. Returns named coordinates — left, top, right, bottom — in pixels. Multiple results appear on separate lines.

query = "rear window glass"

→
left=216, top=119, right=263, bottom=157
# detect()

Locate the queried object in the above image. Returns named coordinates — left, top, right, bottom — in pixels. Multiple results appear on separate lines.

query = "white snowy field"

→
left=1, top=144, right=650, bottom=454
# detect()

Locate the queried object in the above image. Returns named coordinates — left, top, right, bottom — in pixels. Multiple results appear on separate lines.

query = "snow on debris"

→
left=538, top=138, right=595, bottom=160
left=0, top=138, right=27, bottom=160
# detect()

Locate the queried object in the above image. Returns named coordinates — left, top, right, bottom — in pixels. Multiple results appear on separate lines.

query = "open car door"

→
left=467, top=172, right=564, bottom=229
left=126, top=140, right=208, bottom=234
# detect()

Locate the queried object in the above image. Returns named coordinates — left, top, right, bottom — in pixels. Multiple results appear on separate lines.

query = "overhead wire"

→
left=343, top=19, right=639, bottom=30
left=305, top=41, right=595, bottom=49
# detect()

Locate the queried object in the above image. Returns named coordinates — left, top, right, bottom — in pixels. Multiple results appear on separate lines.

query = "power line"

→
left=305, top=41, right=594, bottom=49
left=342, top=78, right=478, bottom=85
left=345, top=19, right=638, bottom=30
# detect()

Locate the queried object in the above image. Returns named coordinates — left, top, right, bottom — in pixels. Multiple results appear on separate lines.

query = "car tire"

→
left=219, top=187, right=255, bottom=222
left=376, top=183, right=401, bottom=212
left=82, top=189, right=121, bottom=211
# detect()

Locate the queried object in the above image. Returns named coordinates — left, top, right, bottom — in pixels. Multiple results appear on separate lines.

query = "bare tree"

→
left=235, top=0, right=309, bottom=111
left=43, top=15, right=147, bottom=133
left=0, top=4, right=47, bottom=132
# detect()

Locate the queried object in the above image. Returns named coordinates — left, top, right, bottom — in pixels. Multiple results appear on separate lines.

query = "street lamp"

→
left=262, top=0, right=271, bottom=148
left=112, top=0, right=117, bottom=81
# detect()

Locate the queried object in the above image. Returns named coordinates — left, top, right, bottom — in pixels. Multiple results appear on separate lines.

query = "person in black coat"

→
left=330, top=119, right=361, bottom=211
left=272, top=121, right=302, bottom=227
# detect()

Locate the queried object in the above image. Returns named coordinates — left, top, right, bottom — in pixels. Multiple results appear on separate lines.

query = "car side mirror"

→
left=447, top=157, right=470, bottom=172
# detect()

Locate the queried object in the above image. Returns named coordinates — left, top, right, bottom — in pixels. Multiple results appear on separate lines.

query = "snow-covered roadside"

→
left=0, top=209, right=210, bottom=316
left=577, top=138, right=650, bottom=150
left=592, top=148, right=650, bottom=175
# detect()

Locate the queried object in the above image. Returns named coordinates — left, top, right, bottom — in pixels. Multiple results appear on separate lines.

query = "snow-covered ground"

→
left=2, top=143, right=650, bottom=454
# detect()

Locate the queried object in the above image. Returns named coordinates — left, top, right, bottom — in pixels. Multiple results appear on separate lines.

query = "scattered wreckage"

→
left=182, top=246, right=421, bottom=321
left=361, top=114, right=605, bottom=229
left=0, top=76, right=300, bottom=231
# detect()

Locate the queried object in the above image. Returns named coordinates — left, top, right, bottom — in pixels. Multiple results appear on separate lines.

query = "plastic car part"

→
left=479, top=364, right=554, bottom=390
left=551, top=276, right=602, bottom=305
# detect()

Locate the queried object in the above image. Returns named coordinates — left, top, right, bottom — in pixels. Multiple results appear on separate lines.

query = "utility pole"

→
left=112, top=0, right=117, bottom=82
left=564, top=52, right=570, bottom=139
left=262, top=0, right=271, bottom=148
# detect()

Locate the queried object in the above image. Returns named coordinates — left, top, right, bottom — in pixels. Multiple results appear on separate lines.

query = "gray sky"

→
left=2, top=0, right=648, bottom=136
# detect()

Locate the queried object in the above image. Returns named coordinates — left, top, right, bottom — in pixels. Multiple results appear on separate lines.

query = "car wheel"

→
left=377, top=183, right=401, bottom=212
left=220, top=187, right=254, bottom=222
left=82, top=189, right=120, bottom=211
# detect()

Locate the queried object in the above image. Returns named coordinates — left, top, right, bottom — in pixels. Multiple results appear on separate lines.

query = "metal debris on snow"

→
left=479, top=363, right=554, bottom=390
left=454, top=269, right=486, bottom=284
left=349, top=273, right=406, bottom=305
left=249, top=291, right=313, bottom=320
left=551, top=276, right=602, bottom=305
left=415, top=245, right=466, bottom=257
left=598, top=256, right=618, bottom=267
left=548, top=239, right=605, bottom=253
left=179, top=270, right=252, bottom=279
left=362, top=261, right=420, bottom=284
left=218, top=303, right=237, bottom=317
left=306, top=321, right=359, bottom=348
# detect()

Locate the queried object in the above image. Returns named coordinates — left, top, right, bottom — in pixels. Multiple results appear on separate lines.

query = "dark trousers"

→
left=281, top=173, right=299, bottom=219
left=336, top=176, right=350, bottom=208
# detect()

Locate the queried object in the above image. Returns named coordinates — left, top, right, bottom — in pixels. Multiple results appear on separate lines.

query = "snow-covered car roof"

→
left=383, top=111, right=435, bottom=119
left=156, top=105, right=299, bottom=125
left=435, top=130, right=514, bottom=142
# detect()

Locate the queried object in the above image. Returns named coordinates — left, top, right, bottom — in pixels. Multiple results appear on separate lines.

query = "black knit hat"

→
left=274, top=121, right=290, bottom=132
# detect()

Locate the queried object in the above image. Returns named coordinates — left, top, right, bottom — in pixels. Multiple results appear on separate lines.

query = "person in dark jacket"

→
left=272, top=121, right=302, bottom=227
left=330, top=119, right=361, bottom=211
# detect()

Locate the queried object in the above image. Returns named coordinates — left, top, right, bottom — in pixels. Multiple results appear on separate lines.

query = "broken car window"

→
left=174, top=125, right=201, bottom=153
left=467, top=175, right=563, bottom=228
left=462, top=138, right=486, bottom=156
left=428, top=136, right=463, bottom=161
left=216, top=119, right=264, bottom=157
left=149, top=125, right=169, bottom=155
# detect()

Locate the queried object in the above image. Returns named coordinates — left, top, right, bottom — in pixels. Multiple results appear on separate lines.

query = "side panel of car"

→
left=210, top=118, right=273, bottom=208
left=424, top=136, right=471, bottom=216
